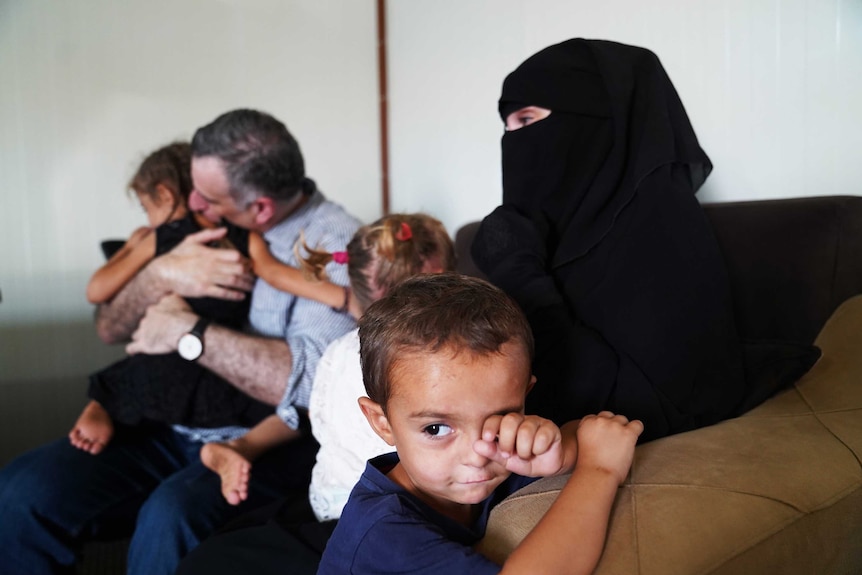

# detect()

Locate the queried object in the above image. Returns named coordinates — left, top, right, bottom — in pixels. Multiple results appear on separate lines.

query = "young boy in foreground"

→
left=317, top=273, right=644, bottom=574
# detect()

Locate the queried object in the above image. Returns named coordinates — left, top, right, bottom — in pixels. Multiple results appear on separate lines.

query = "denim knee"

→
left=0, top=443, right=86, bottom=574
left=127, top=464, right=227, bottom=575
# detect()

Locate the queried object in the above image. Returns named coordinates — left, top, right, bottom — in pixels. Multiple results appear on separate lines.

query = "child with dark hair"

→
left=177, top=214, right=457, bottom=575
left=201, top=213, right=455, bottom=507
left=318, top=273, right=643, bottom=575
left=70, top=141, right=350, bottom=454
left=0, top=109, right=362, bottom=575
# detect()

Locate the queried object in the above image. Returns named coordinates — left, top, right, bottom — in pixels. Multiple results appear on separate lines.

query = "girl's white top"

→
left=308, top=328, right=392, bottom=521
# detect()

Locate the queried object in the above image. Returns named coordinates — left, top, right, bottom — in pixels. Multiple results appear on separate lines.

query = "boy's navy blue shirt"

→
left=317, top=452, right=538, bottom=574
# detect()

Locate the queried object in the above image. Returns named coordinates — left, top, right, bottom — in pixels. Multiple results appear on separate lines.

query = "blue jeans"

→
left=0, top=423, right=318, bottom=575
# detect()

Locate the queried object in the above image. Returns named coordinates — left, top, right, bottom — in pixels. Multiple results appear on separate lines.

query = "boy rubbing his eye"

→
left=317, top=273, right=643, bottom=575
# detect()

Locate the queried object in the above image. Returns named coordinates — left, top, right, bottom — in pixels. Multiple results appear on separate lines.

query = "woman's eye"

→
left=424, top=424, right=453, bottom=437
left=505, top=106, right=551, bottom=131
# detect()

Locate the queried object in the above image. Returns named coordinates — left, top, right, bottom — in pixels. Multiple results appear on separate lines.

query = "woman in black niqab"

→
left=472, top=39, right=748, bottom=441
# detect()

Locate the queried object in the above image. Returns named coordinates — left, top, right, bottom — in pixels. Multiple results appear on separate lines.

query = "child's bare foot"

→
left=68, top=401, right=114, bottom=455
left=201, top=443, right=252, bottom=505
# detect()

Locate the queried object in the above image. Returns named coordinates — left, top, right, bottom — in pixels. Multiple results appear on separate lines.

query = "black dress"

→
left=472, top=39, right=810, bottom=442
left=88, top=214, right=273, bottom=428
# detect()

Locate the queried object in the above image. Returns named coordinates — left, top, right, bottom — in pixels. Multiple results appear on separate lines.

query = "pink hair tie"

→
left=332, top=251, right=349, bottom=264
left=395, top=222, right=413, bottom=241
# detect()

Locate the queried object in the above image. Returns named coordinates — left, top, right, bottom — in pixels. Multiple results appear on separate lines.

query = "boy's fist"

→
left=473, top=413, right=564, bottom=477
left=576, top=411, right=643, bottom=485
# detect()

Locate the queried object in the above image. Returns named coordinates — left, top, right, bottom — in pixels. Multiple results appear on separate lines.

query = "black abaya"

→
left=472, top=39, right=749, bottom=441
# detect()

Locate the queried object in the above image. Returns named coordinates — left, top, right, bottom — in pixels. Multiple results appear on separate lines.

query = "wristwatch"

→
left=177, top=317, right=211, bottom=361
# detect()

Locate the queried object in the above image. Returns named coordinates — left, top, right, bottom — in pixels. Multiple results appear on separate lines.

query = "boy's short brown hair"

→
left=358, top=273, right=535, bottom=410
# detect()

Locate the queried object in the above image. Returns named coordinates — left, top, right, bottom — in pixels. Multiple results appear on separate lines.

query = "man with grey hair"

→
left=0, top=109, right=361, bottom=575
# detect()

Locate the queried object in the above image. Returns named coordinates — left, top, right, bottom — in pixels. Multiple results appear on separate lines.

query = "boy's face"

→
left=360, top=341, right=533, bottom=521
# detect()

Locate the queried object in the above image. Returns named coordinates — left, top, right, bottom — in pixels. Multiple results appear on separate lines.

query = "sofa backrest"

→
left=455, top=195, right=862, bottom=345
left=703, top=195, right=862, bottom=343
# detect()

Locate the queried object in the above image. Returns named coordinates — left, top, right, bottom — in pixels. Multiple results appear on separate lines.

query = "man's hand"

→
left=151, top=227, right=255, bottom=300
left=126, top=294, right=197, bottom=355
left=473, top=413, right=565, bottom=477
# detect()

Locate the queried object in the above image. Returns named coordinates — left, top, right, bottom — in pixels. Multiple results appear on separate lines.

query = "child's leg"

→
left=69, top=400, right=115, bottom=455
left=201, top=415, right=300, bottom=505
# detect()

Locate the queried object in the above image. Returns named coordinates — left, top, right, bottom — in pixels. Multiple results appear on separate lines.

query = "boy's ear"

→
left=358, top=396, right=396, bottom=446
left=526, top=374, right=537, bottom=395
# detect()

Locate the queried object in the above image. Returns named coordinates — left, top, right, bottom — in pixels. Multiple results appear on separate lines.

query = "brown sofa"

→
left=456, top=196, right=862, bottom=574
left=76, top=196, right=862, bottom=574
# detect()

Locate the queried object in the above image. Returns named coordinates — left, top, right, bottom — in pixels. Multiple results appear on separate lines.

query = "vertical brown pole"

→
left=377, top=0, right=390, bottom=215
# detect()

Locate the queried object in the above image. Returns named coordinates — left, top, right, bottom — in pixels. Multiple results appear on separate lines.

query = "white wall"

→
left=0, top=0, right=380, bottom=383
left=386, top=0, right=862, bottom=234
left=3, top=0, right=861, bottom=385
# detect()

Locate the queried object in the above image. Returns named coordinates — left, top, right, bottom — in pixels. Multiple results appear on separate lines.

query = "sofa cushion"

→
left=477, top=295, right=862, bottom=574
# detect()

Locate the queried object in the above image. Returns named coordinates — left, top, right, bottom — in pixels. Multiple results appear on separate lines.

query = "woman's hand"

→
left=471, top=205, right=550, bottom=282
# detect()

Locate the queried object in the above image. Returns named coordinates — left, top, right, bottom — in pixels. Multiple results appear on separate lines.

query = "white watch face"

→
left=178, top=333, right=203, bottom=361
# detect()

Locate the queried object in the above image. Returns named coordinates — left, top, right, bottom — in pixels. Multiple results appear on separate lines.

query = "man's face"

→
left=366, top=341, right=532, bottom=524
left=189, top=156, right=258, bottom=230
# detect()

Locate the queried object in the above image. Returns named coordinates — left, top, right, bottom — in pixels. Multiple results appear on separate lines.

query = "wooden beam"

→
left=376, top=0, right=390, bottom=215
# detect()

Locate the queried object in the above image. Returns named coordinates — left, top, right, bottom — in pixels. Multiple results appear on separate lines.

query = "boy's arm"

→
left=499, top=412, right=642, bottom=575
left=248, top=232, right=346, bottom=309
left=86, top=228, right=157, bottom=304
left=501, top=462, right=620, bottom=574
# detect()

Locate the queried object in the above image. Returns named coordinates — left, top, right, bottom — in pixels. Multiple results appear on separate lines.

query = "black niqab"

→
left=499, top=39, right=712, bottom=267
left=474, top=39, right=751, bottom=441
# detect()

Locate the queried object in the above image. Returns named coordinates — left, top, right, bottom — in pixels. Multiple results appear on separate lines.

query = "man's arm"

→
left=95, top=227, right=254, bottom=344
left=126, top=294, right=290, bottom=405
left=126, top=211, right=358, bottom=422
left=198, top=322, right=291, bottom=405
left=95, top=262, right=174, bottom=344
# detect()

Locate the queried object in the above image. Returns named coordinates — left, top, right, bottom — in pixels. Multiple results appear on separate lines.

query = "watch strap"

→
left=190, top=317, right=211, bottom=339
